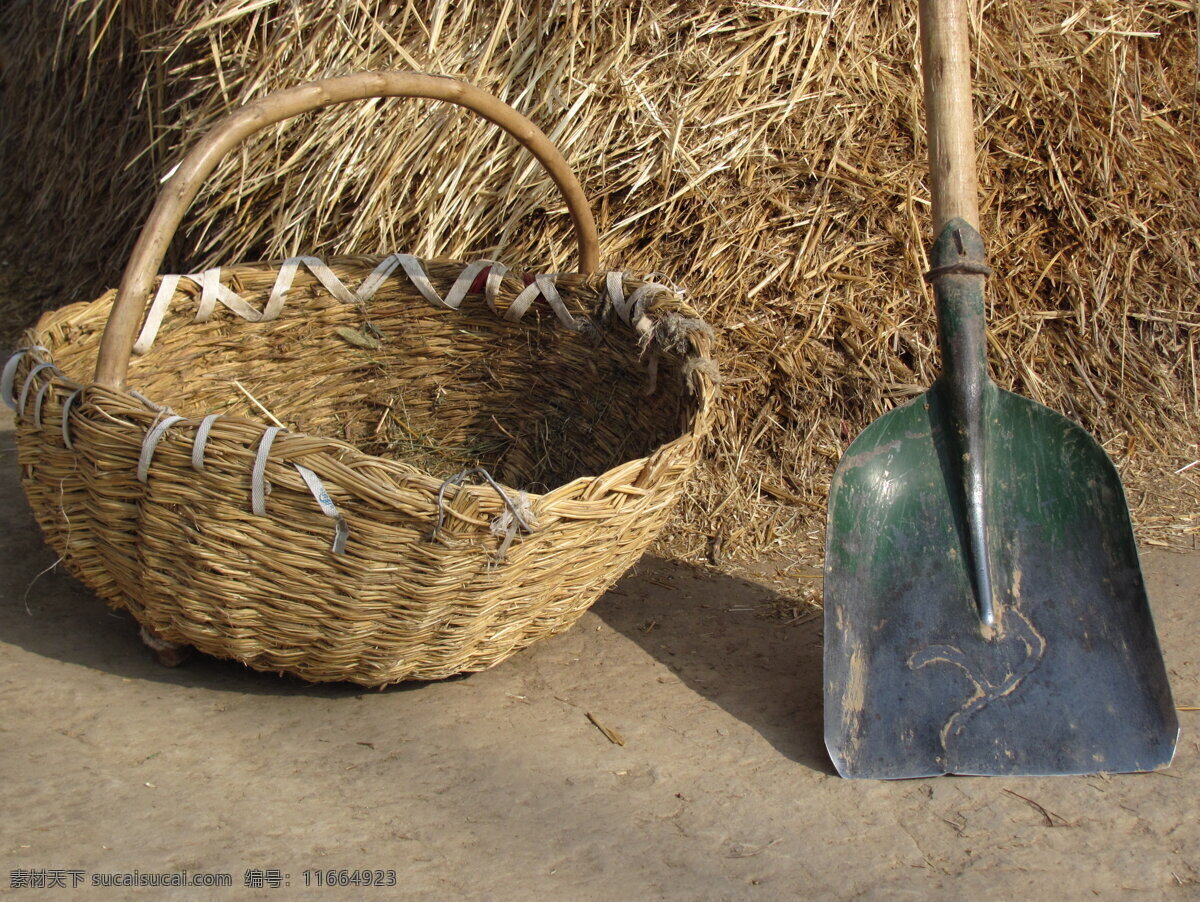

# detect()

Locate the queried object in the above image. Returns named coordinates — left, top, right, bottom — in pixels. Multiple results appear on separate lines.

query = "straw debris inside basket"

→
left=36, top=260, right=699, bottom=491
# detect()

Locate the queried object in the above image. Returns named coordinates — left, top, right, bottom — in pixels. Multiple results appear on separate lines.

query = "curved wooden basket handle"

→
left=94, top=71, right=601, bottom=388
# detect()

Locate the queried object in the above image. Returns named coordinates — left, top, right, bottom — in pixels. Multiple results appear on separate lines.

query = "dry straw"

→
left=1, top=0, right=1198, bottom=568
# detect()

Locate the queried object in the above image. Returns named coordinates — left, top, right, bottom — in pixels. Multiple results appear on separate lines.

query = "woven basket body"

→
left=9, top=258, right=714, bottom=684
left=5, top=72, right=716, bottom=686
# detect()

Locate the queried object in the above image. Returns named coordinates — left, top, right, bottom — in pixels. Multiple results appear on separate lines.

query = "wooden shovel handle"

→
left=919, top=0, right=980, bottom=233
left=94, top=71, right=600, bottom=388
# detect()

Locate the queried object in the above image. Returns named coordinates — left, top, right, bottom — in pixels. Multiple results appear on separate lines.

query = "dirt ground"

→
left=0, top=405, right=1196, bottom=901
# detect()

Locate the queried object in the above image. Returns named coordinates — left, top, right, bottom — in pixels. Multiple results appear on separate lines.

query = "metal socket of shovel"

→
left=822, top=0, right=1179, bottom=779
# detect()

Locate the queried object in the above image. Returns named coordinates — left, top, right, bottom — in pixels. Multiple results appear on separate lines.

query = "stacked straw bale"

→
left=1, top=0, right=1197, bottom=564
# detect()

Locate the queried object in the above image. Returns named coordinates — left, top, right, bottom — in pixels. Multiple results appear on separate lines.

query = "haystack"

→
left=1, top=0, right=1197, bottom=575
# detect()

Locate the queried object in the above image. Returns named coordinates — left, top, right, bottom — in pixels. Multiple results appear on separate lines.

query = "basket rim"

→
left=13, top=258, right=718, bottom=518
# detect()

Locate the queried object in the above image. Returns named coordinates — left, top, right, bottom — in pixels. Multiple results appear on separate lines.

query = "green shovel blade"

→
left=823, top=224, right=1178, bottom=779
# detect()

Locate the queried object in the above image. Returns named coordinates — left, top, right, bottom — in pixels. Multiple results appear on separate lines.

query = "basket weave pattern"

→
left=9, top=258, right=714, bottom=684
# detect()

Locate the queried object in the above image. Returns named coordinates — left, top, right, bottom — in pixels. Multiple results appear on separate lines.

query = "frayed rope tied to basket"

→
left=432, top=467, right=537, bottom=565
left=8, top=72, right=717, bottom=686
left=600, top=271, right=719, bottom=395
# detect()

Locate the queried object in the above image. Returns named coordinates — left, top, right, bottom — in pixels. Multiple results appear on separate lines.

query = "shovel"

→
left=822, top=0, right=1179, bottom=779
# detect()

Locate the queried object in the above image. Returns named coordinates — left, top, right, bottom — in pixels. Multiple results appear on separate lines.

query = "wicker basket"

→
left=4, top=73, right=716, bottom=686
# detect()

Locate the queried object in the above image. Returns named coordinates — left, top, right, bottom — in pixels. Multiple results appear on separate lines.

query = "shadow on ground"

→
left=592, top=557, right=829, bottom=772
